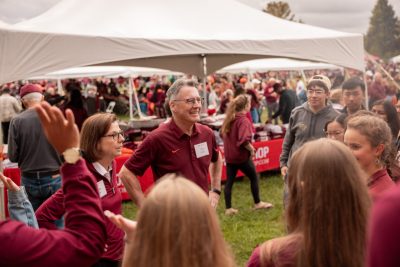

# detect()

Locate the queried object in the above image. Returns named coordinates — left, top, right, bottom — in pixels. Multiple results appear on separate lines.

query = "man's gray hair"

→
left=166, top=78, right=199, bottom=100
left=22, top=92, right=43, bottom=103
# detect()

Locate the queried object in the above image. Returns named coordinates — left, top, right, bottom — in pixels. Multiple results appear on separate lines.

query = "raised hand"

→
left=0, top=173, right=20, bottom=192
left=34, top=102, right=79, bottom=154
left=104, top=210, right=137, bottom=242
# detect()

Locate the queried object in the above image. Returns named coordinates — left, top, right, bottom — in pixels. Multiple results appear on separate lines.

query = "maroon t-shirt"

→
left=124, top=119, right=219, bottom=192
left=0, top=159, right=106, bottom=267
left=223, top=113, right=253, bottom=164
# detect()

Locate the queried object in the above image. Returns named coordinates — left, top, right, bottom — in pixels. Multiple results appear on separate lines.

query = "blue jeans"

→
left=21, top=174, right=63, bottom=228
left=21, top=175, right=62, bottom=211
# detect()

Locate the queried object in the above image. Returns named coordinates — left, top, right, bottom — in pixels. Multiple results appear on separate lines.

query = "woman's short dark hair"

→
left=80, top=113, right=117, bottom=162
left=324, top=113, right=347, bottom=132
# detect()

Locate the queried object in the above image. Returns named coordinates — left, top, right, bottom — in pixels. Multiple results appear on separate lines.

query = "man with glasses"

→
left=340, top=77, right=366, bottom=115
left=119, top=78, right=222, bottom=208
left=280, top=75, right=338, bottom=196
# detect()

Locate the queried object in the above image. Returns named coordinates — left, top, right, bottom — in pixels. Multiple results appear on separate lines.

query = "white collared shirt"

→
left=92, top=162, right=112, bottom=182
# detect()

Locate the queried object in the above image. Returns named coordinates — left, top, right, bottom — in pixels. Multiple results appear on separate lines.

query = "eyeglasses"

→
left=173, top=97, right=204, bottom=106
left=325, top=131, right=344, bottom=137
left=103, top=130, right=124, bottom=141
left=371, top=105, right=386, bottom=116
left=371, top=109, right=386, bottom=116
left=306, top=89, right=325, bottom=96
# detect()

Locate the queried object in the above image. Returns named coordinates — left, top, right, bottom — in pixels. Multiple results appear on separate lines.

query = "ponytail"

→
left=220, top=94, right=249, bottom=136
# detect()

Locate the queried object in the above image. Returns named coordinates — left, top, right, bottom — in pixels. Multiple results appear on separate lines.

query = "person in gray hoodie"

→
left=280, top=75, right=339, bottom=179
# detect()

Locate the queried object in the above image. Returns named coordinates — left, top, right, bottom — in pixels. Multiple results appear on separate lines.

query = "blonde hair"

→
left=123, top=174, right=235, bottom=267
left=260, top=139, right=370, bottom=267
left=220, top=94, right=249, bottom=135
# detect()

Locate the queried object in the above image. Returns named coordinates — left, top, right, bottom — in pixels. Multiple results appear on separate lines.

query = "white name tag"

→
left=194, top=142, right=209, bottom=158
left=97, top=180, right=107, bottom=198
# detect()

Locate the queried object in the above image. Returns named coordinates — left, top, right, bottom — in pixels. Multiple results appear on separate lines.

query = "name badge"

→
left=97, top=180, right=107, bottom=198
left=194, top=142, right=209, bottom=158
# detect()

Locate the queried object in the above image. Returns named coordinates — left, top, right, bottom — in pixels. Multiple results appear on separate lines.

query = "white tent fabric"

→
left=0, top=0, right=364, bottom=84
left=218, top=58, right=341, bottom=73
left=30, top=66, right=183, bottom=80
left=0, top=20, right=9, bottom=27
left=390, top=55, right=400, bottom=64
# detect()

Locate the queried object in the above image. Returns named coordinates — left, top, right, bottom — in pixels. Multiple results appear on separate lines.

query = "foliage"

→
left=365, top=0, right=400, bottom=59
left=263, top=1, right=302, bottom=23
left=122, top=173, right=286, bottom=266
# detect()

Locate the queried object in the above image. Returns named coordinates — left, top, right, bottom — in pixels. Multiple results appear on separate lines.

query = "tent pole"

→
left=57, top=79, right=63, bottom=95
left=362, top=72, right=369, bottom=110
left=201, top=54, right=208, bottom=114
left=132, top=77, right=143, bottom=119
left=300, top=70, right=307, bottom=82
left=128, top=77, right=134, bottom=120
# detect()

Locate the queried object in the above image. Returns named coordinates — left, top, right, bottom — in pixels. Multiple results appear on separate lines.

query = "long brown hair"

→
left=80, top=113, right=117, bottom=162
left=220, top=94, right=249, bottom=135
left=260, top=139, right=370, bottom=267
left=123, top=174, right=235, bottom=267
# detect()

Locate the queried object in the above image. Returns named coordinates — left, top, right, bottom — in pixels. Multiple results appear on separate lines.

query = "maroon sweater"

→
left=368, top=169, right=395, bottom=202
left=223, top=113, right=253, bottom=164
left=367, top=184, right=400, bottom=267
left=35, top=160, right=123, bottom=261
left=0, top=159, right=106, bottom=266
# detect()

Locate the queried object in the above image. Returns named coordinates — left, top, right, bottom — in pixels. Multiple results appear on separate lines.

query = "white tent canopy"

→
left=218, top=58, right=341, bottom=73
left=390, top=55, right=400, bottom=64
left=30, top=66, right=183, bottom=80
left=0, top=0, right=364, bottom=84
left=0, top=20, right=9, bottom=27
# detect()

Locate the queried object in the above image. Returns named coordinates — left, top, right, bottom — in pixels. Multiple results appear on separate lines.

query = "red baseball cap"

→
left=19, top=84, right=43, bottom=98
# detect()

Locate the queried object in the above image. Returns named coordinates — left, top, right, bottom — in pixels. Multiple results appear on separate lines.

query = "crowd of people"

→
left=0, top=58, right=400, bottom=266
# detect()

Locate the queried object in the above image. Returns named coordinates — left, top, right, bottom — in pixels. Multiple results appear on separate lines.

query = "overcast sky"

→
left=0, top=0, right=399, bottom=34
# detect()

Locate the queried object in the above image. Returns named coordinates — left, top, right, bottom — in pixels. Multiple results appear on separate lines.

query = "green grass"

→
left=122, top=172, right=286, bottom=267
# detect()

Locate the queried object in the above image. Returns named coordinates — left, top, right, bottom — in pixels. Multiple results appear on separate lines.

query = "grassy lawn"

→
left=122, top=172, right=286, bottom=266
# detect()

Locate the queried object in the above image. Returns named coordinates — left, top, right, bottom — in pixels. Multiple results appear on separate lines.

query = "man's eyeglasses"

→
left=306, top=89, right=325, bottom=96
left=103, top=131, right=124, bottom=141
left=173, top=97, right=204, bottom=106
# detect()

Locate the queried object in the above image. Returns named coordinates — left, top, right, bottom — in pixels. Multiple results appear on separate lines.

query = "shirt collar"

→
left=168, top=118, right=200, bottom=139
left=235, top=113, right=247, bottom=118
left=368, top=169, right=387, bottom=187
left=92, top=162, right=112, bottom=181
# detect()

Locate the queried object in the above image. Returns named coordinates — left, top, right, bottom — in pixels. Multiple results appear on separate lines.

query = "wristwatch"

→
left=61, top=147, right=82, bottom=164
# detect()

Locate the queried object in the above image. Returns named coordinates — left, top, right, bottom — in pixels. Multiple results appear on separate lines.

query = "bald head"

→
left=374, top=72, right=382, bottom=82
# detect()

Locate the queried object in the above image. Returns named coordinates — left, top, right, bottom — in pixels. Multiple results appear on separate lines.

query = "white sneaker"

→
left=254, top=201, right=273, bottom=210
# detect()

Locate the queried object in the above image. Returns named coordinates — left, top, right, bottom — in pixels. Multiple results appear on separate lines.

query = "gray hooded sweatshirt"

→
left=280, top=102, right=339, bottom=168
